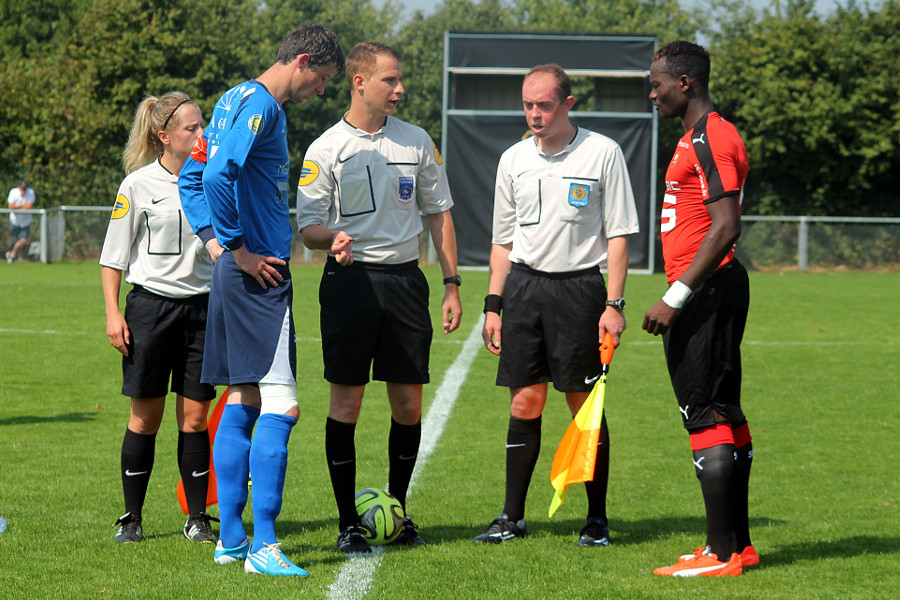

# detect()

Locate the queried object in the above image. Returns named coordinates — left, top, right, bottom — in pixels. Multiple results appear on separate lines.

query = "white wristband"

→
left=662, top=280, right=693, bottom=309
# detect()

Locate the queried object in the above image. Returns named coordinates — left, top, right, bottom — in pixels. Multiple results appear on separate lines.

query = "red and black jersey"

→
left=660, top=111, right=748, bottom=283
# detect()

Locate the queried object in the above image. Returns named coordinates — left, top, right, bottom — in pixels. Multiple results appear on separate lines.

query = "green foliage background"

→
left=1, top=0, right=897, bottom=216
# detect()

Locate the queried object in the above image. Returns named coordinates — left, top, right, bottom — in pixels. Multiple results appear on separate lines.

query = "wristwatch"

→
left=443, top=275, right=462, bottom=286
left=605, top=298, right=626, bottom=310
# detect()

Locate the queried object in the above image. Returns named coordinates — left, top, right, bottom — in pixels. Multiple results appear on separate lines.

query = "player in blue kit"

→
left=179, top=23, right=344, bottom=577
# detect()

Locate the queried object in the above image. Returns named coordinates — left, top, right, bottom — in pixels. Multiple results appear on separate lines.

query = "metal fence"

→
left=2, top=207, right=899, bottom=272
left=736, top=216, right=900, bottom=271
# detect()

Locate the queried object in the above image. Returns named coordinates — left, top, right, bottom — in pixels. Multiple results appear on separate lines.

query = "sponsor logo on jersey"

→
left=190, top=136, right=208, bottom=163
left=298, top=160, right=320, bottom=186
left=248, top=114, right=264, bottom=134
left=432, top=141, right=443, bottom=165
left=399, top=176, right=414, bottom=201
left=111, top=194, right=130, bottom=219
left=568, top=183, right=590, bottom=207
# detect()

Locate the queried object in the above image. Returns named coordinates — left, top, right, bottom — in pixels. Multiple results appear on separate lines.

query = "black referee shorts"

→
left=122, top=285, right=216, bottom=401
left=319, top=257, right=432, bottom=386
left=497, top=263, right=607, bottom=393
left=663, top=260, right=749, bottom=432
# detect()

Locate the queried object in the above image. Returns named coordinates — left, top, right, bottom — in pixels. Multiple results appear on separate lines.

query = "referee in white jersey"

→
left=297, top=41, right=462, bottom=555
left=100, top=91, right=222, bottom=545
left=474, top=64, right=639, bottom=546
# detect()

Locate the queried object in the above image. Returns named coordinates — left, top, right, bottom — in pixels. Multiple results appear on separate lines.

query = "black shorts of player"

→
left=663, top=259, right=749, bottom=432
left=319, top=257, right=432, bottom=386
left=121, top=285, right=216, bottom=401
left=497, top=263, right=607, bottom=393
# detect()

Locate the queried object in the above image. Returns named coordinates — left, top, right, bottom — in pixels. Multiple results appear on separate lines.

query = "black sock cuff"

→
left=509, top=415, right=542, bottom=435
left=123, top=429, right=157, bottom=453
left=326, top=416, right=356, bottom=435
left=390, top=417, right=422, bottom=431
left=178, top=430, right=210, bottom=452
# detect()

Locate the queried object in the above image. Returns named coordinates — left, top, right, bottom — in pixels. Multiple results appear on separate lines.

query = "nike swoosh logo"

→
left=337, top=153, right=357, bottom=164
left=505, top=443, right=526, bottom=449
left=331, top=459, right=354, bottom=466
left=584, top=374, right=601, bottom=385
left=192, top=470, right=210, bottom=478
left=124, top=470, right=149, bottom=476
left=151, top=196, right=169, bottom=204
left=398, top=454, right=418, bottom=461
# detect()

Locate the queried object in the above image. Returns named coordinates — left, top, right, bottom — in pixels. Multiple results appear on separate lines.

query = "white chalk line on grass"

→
left=326, top=314, right=485, bottom=600
left=4, top=327, right=895, bottom=349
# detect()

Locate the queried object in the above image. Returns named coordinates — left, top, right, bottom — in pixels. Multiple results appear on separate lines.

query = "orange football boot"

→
left=740, top=545, right=759, bottom=567
left=653, top=547, right=743, bottom=577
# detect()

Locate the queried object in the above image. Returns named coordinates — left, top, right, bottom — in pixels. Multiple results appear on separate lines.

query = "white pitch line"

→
left=326, top=315, right=485, bottom=600
left=2, top=327, right=894, bottom=348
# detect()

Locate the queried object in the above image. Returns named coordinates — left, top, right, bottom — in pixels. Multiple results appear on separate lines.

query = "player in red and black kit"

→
left=642, top=40, right=756, bottom=577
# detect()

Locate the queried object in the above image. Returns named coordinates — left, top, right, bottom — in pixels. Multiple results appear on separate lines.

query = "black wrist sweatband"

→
left=483, top=294, right=502, bottom=315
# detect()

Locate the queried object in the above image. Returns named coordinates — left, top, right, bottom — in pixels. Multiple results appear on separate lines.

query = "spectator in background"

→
left=7, top=180, right=35, bottom=262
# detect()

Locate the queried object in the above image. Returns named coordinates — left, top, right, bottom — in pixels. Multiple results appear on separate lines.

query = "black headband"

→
left=162, top=99, right=190, bottom=131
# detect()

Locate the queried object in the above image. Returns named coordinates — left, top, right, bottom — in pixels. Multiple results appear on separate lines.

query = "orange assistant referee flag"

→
left=549, top=333, right=615, bottom=518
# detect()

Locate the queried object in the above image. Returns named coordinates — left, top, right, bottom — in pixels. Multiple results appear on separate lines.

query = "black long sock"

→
left=121, top=429, right=156, bottom=517
left=326, top=417, right=359, bottom=530
left=388, top=417, right=421, bottom=512
left=503, top=415, right=541, bottom=522
left=694, top=443, right=737, bottom=560
left=732, top=441, right=753, bottom=550
left=178, top=430, right=210, bottom=517
left=584, top=417, right=610, bottom=522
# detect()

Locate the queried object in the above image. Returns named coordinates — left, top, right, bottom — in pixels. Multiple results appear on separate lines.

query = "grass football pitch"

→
left=1, top=262, right=898, bottom=599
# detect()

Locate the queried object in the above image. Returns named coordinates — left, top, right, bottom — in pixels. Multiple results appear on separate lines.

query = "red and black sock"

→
left=732, top=422, right=754, bottom=550
left=690, top=424, right=737, bottom=560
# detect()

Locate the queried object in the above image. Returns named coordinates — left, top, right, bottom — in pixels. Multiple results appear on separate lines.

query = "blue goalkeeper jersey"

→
left=180, top=79, right=293, bottom=259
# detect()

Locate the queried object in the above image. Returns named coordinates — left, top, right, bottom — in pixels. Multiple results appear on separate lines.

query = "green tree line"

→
left=1, top=0, right=896, bottom=216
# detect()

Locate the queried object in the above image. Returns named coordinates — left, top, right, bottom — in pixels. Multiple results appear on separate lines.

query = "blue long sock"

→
left=213, top=404, right=259, bottom=548
left=249, top=413, right=296, bottom=552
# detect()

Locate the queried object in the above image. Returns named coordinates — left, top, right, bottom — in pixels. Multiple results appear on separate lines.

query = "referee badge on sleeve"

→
left=111, top=194, right=130, bottom=219
left=399, top=176, right=414, bottom=202
left=568, top=183, right=590, bottom=207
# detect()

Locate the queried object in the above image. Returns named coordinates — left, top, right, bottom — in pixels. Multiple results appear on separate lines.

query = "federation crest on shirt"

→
left=398, top=176, right=414, bottom=201
left=568, top=183, right=590, bottom=207
left=248, top=114, right=264, bottom=135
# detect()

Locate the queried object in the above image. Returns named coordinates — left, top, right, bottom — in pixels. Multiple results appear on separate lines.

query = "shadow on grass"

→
left=417, top=515, right=784, bottom=546
left=0, top=411, right=97, bottom=426
left=764, top=536, right=900, bottom=565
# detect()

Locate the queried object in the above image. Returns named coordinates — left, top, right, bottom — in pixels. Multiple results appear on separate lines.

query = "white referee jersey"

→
left=100, top=159, right=213, bottom=298
left=296, top=116, right=453, bottom=264
left=493, top=125, right=640, bottom=273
